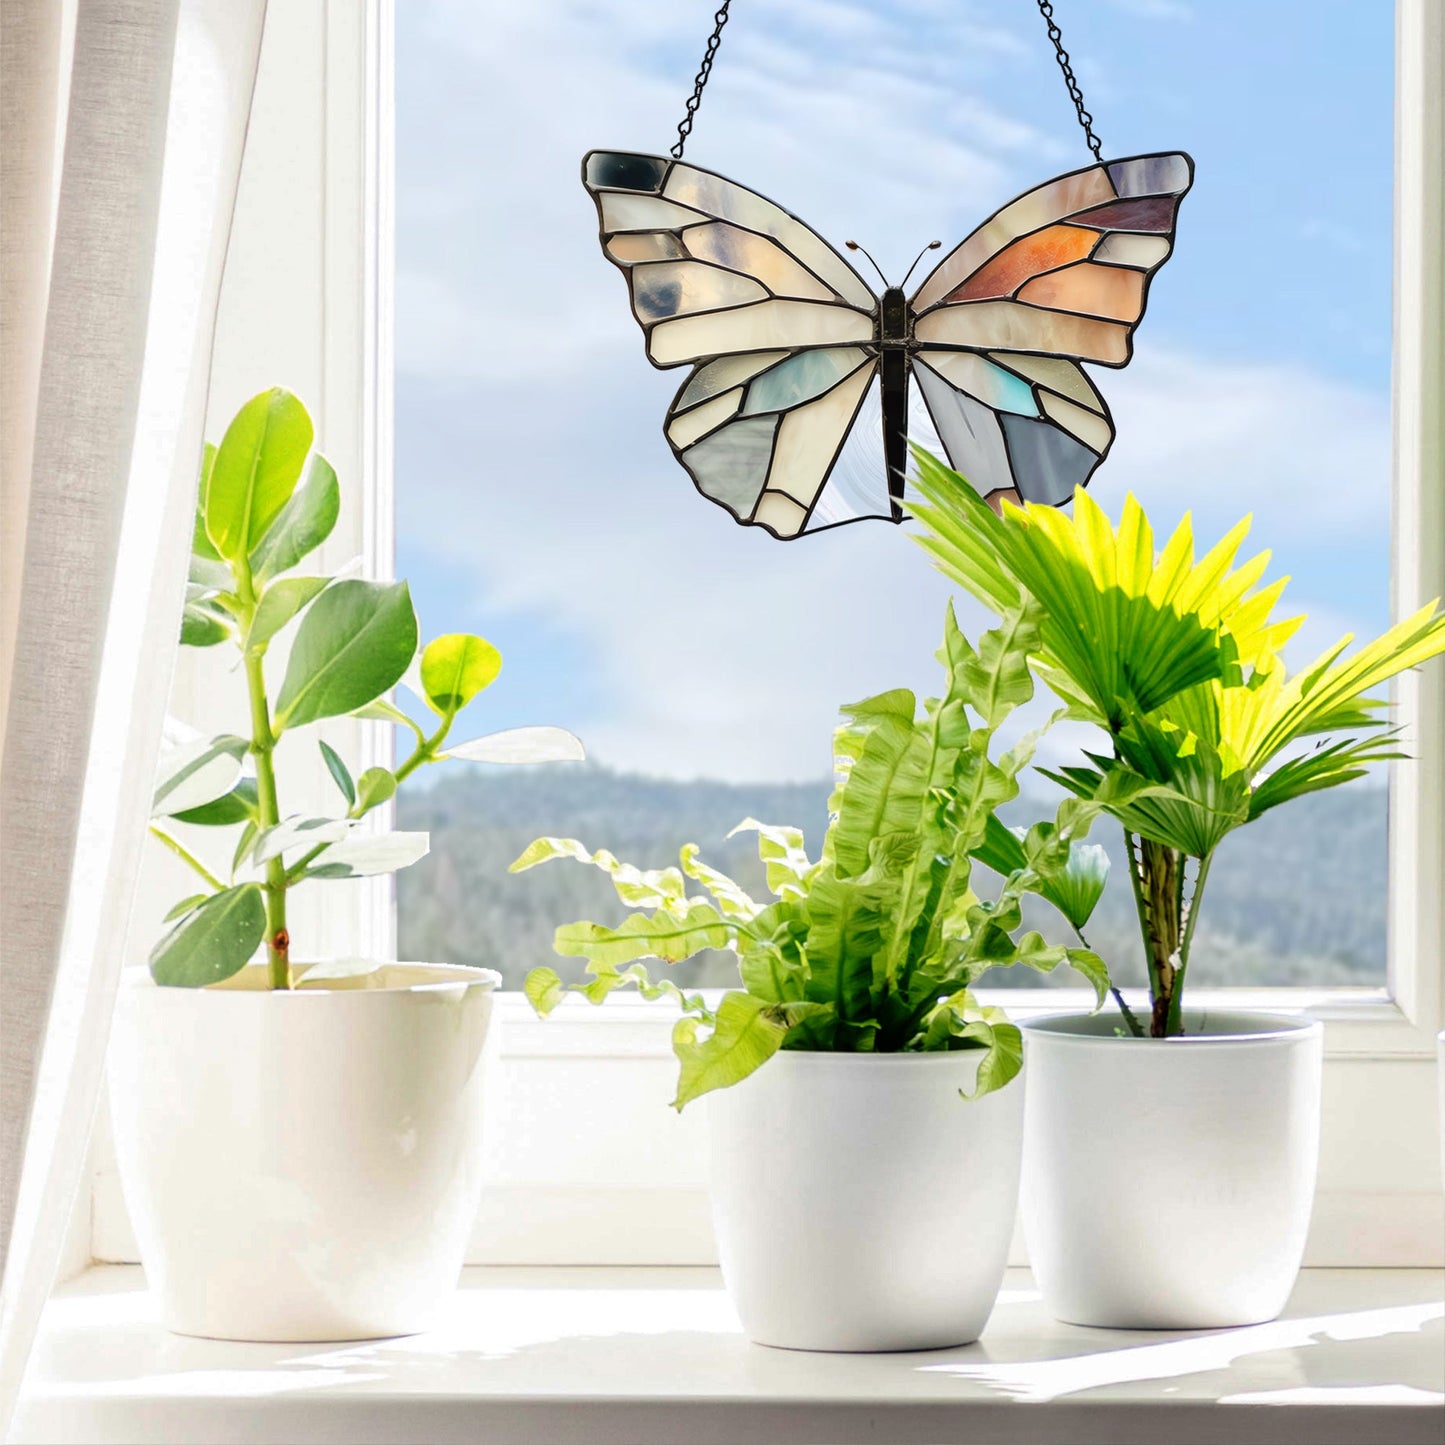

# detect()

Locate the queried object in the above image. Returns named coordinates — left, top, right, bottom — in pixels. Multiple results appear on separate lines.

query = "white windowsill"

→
left=16, top=1266, right=1443, bottom=1445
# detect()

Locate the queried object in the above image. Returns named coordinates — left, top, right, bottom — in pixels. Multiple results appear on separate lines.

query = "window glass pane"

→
left=395, top=1, right=1392, bottom=991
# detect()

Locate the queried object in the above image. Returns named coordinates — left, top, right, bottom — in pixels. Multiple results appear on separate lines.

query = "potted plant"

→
left=110, top=387, right=583, bottom=1342
left=517, top=600, right=1117, bottom=1351
left=909, top=447, right=1445, bottom=1329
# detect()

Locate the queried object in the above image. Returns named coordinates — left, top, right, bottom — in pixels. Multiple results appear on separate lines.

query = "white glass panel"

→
left=920, top=350, right=1039, bottom=416
left=664, top=165, right=876, bottom=311
left=683, top=223, right=836, bottom=302
left=676, top=352, right=788, bottom=410
left=649, top=301, right=873, bottom=367
left=751, top=490, right=809, bottom=536
left=1040, top=391, right=1113, bottom=454
left=766, top=363, right=875, bottom=507
left=1093, top=232, right=1172, bottom=269
left=631, top=261, right=768, bottom=322
left=667, top=387, right=742, bottom=450
left=990, top=353, right=1105, bottom=414
left=599, top=192, right=708, bottom=233
left=915, top=301, right=1128, bottom=365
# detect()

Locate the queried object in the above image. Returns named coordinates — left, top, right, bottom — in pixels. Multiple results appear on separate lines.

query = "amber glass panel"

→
left=946, top=225, right=1099, bottom=303
left=1018, top=263, right=1147, bottom=323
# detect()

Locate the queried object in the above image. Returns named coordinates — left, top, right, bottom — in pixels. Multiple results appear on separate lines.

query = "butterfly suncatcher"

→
left=583, top=148, right=1193, bottom=539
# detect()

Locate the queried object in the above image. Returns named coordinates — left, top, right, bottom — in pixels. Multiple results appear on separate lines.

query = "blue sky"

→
left=393, top=0, right=1393, bottom=780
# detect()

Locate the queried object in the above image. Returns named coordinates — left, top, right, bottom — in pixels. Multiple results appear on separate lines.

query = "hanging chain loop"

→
left=671, top=2, right=1103, bottom=165
left=1034, top=0, right=1104, bottom=161
left=671, top=1, right=732, bottom=160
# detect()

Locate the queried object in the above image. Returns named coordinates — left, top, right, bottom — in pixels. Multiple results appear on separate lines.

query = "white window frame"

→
left=89, top=0, right=1444, bottom=1270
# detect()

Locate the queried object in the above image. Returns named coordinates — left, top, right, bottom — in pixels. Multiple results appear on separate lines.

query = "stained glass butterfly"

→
left=583, top=148, right=1193, bottom=539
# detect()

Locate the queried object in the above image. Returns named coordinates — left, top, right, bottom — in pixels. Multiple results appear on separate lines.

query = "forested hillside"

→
left=397, top=765, right=1387, bottom=992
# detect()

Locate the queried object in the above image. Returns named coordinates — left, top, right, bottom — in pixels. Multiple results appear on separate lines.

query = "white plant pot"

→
left=109, top=961, right=500, bottom=1341
left=1019, top=1009, right=1323, bottom=1330
left=705, top=1050, right=1023, bottom=1352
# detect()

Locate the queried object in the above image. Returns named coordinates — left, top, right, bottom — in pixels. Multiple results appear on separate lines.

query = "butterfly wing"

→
left=583, top=150, right=886, bottom=536
left=908, top=152, right=1192, bottom=506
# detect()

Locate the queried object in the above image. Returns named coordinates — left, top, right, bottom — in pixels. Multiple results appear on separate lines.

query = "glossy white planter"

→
left=109, top=961, right=500, bottom=1341
left=706, top=1050, right=1023, bottom=1352
left=1020, top=1009, right=1323, bottom=1330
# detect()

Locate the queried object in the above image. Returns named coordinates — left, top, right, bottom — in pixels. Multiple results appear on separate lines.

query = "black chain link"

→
left=671, top=1, right=732, bottom=160
left=1035, top=0, right=1104, bottom=162
left=671, top=2, right=1103, bottom=165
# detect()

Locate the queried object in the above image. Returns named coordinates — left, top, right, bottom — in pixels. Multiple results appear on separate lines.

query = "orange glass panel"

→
left=1018, top=263, right=1146, bottom=323
left=946, top=226, right=1099, bottom=303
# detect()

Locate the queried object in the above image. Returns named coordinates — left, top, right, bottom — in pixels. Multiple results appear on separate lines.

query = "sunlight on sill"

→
left=917, top=1301, right=1445, bottom=1403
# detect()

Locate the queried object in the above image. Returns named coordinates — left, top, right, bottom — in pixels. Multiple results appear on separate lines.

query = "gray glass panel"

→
left=676, top=352, right=787, bottom=411
left=1000, top=413, right=1098, bottom=506
left=683, top=416, right=778, bottom=517
left=586, top=152, right=668, bottom=193
left=915, top=363, right=1013, bottom=497
left=1107, top=153, right=1190, bottom=199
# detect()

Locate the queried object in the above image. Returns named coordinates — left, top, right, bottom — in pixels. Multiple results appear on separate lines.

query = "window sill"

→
left=16, top=1266, right=1444, bottom=1444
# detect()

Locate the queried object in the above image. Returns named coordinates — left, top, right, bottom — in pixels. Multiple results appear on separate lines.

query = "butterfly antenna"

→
left=900, top=240, right=943, bottom=291
left=845, top=240, right=889, bottom=289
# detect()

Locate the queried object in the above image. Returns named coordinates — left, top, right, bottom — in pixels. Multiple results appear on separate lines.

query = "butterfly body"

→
left=877, top=285, right=910, bottom=516
left=583, top=147, right=1192, bottom=538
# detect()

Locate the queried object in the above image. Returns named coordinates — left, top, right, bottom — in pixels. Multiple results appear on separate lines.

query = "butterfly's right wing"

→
left=583, top=151, right=886, bottom=536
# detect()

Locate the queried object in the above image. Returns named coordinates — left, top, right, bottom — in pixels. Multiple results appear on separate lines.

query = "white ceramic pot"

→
left=705, top=1050, right=1023, bottom=1352
left=1019, top=1009, right=1323, bottom=1330
left=109, top=961, right=500, bottom=1341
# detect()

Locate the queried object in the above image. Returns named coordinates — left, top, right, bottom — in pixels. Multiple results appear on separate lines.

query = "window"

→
left=393, top=1, right=1397, bottom=992
left=99, top=0, right=1442, bottom=1272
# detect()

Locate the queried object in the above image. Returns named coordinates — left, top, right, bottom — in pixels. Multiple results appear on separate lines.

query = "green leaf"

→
left=671, top=991, right=790, bottom=1110
left=249, top=576, right=328, bottom=648
left=304, top=830, right=429, bottom=878
left=679, top=844, right=759, bottom=920
left=510, top=836, right=690, bottom=911
left=827, top=702, right=926, bottom=878
left=205, top=388, right=314, bottom=563
left=252, top=814, right=351, bottom=865
left=273, top=579, right=418, bottom=730
left=524, top=966, right=568, bottom=1016
left=727, top=818, right=815, bottom=898
left=169, top=777, right=258, bottom=827
left=153, top=733, right=249, bottom=816
left=162, top=893, right=209, bottom=924
left=1063, top=947, right=1112, bottom=1010
left=801, top=866, right=889, bottom=1028
left=912, top=988, right=1022, bottom=1098
left=319, top=739, right=356, bottom=806
left=250, top=454, right=341, bottom=583
left=354, top=766, right=396, bottom=812
left=419, top=633, right=502, bottom=716
left=553, top=901, right=731, bottom=968
left=444, top=726, right=585, bottom=764
left=232, top=818, right=259, bottom=874
left=149, top=884, right=265, bottom=987
left=180, top=599, right=230, bottom=647
left=192, top=443, right=220, bottom=559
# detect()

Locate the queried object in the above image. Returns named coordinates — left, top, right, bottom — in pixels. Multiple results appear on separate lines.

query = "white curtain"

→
left=0, top=0, right=267, bottom=1431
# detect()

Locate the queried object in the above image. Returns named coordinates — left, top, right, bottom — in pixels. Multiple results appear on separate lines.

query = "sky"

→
left=393, top=0, right=1394, bottom=782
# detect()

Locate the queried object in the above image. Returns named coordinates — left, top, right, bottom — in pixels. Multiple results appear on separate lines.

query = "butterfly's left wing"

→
left=908, top=152, right=1193, bottom=507
left=583, top=150, right=888, bottom=537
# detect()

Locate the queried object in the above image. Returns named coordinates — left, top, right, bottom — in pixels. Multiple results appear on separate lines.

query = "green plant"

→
left=908, top=446, right=1445, bottom=1037
left=517, top=601, right=1123, bottom=1109
left=150, top=387, right=583, bottom=988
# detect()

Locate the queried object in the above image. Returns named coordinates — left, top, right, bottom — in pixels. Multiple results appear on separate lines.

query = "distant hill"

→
left=397, top=764, right=1387, bottom=992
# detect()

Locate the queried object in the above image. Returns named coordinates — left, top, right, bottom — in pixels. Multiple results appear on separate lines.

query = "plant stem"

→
left=149, top=824, right=225, bottom=891
left=1077, top=919, right=1144, bottom=1038
left=1168, top=850, right=1214, bottom=1035
left=243, top=646, right=291, bottom=989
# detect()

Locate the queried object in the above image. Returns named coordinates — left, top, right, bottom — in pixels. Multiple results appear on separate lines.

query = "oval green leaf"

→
left=354, top=765, right=396, bottom=812
left=249, top=576, right=328, bottom=649
left=420, top=634, right=502, bottom=717
left=319, top=739, right=356, bottom=807
left=273, top=579, right=418, bottom=731
left=205, top=388, right=314, bottom=563
left=149, top=884, right=266, bottom=987
left=250, top=454, right=341, bottom=583
left=170, top=777, right=258, bottom=827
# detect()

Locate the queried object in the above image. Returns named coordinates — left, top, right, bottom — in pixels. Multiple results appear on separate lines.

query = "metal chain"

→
left=671, top=1, right=732, bottom=160
left=1035, top=0, right=1104, bottom=162
left=671, top=2, right=1102, bottom=165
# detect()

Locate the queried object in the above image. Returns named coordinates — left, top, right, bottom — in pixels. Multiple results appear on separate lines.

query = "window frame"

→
left=91, top=0, right=1444, bottom=1270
